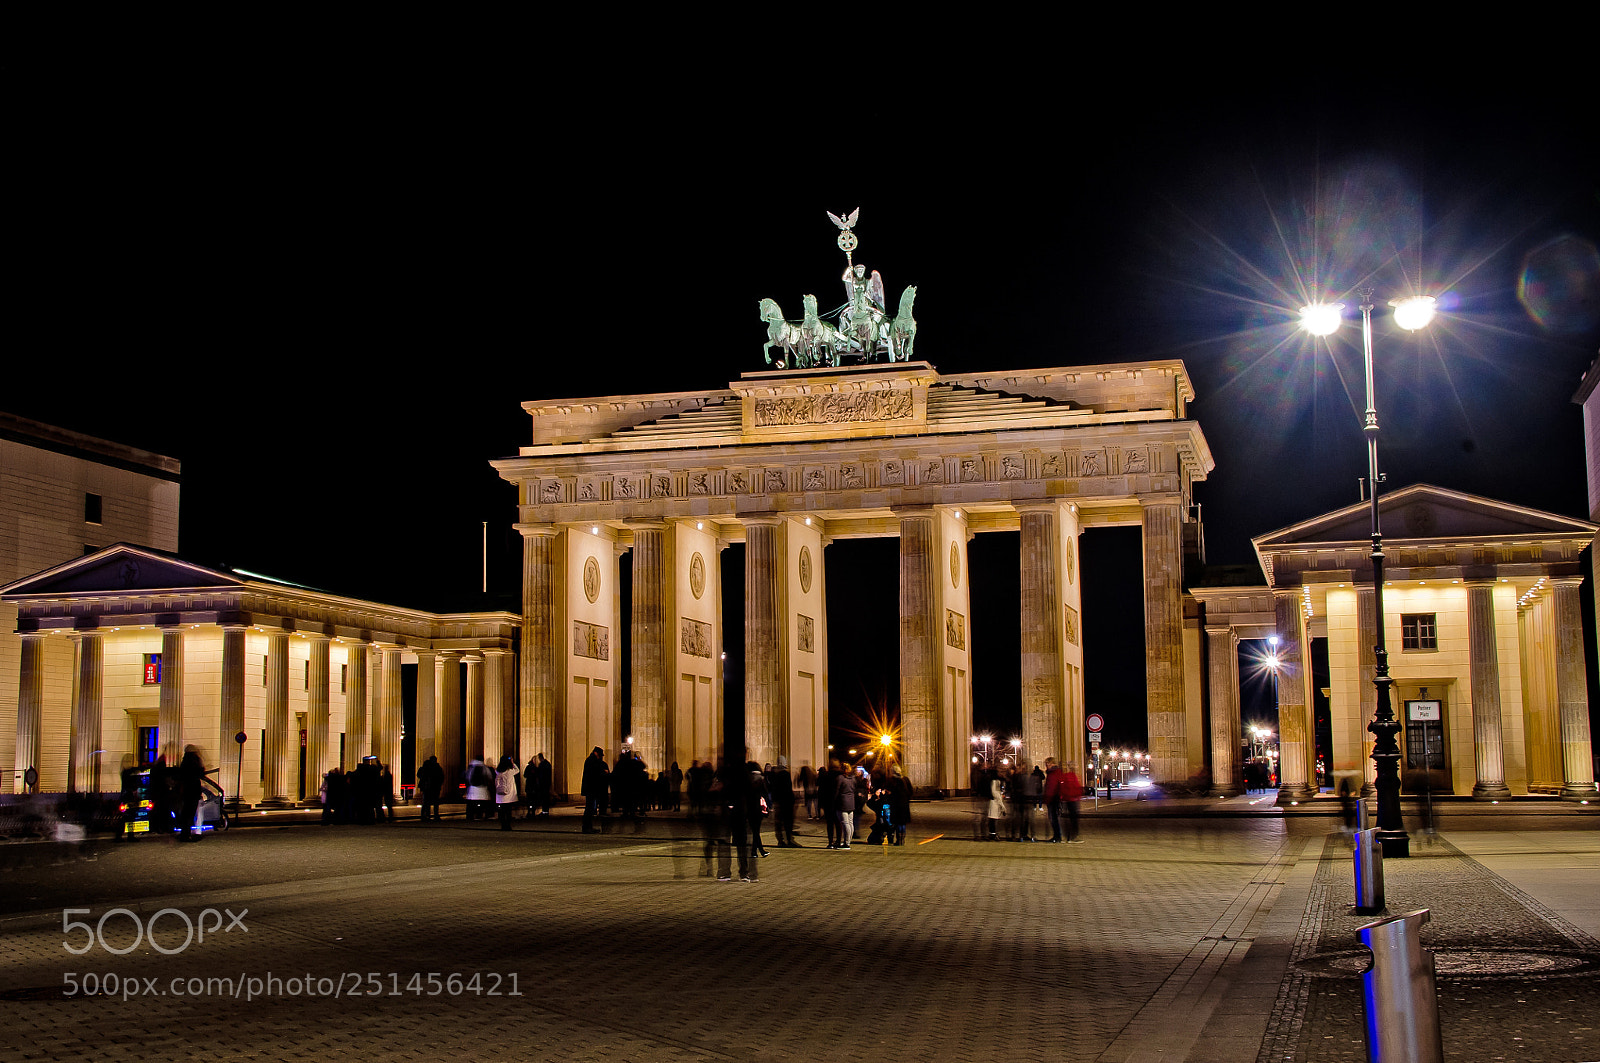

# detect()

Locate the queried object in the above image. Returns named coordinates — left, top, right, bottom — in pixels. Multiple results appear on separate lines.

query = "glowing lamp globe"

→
left=1389, top=296, right=1436, bottom=331
left=1299, top=302, right=1344, bottom=336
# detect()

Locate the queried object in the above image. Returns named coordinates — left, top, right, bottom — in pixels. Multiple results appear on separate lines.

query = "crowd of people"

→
left=969, top=757, right=1083, bottom=843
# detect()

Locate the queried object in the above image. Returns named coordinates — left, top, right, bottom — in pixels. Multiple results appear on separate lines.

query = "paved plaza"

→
left=1, top=799, right=1597, bottom=1063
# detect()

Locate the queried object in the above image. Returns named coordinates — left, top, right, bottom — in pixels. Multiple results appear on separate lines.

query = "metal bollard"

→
left=1357, top=909, right=1443, bottom=1063
left=1353, top=826, right=1385, bottom=915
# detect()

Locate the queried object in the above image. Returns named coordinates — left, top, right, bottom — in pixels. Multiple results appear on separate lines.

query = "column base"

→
left=1276, top=785, right=1316, bottom=806
left=254, top=798, right=297, bottom=809
left=1471, top=783, right=1513, bottom=800
left=1560, top=784, right=1599, bottom=802
left=1209, top=785, right=1244, bottom=799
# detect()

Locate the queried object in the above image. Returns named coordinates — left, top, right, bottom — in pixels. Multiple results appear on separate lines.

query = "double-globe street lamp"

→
left=1300, top=288, right=1436, bottom=858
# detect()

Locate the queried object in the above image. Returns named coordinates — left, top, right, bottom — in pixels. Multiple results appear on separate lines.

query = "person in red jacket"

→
left=1061, top=761, right=1084, bottom=842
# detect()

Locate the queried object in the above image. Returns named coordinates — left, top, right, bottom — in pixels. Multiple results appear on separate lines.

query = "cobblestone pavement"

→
left=0, top=804, right=1595, bottom=1062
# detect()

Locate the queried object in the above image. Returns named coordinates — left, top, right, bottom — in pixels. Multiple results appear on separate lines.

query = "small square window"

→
left=85, top=493, right=102, bottom=525
left=1401, top=613, right=1437, bottom=651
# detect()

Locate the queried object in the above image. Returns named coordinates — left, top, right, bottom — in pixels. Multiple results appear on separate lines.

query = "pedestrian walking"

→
left=416, top=755, right=444, bottom=822
left=768, top=757, right=797, bottom=847
left=1062, top=761, right=1083, bottom=842
left=581, top=746, right=608, bottom=833
left=834, top=762, right=857, bottom=850
left=886, top=766, right=912, bottom=846
left=531, top=753, right=554, bottom=817
left=494, top=755, right=521, bottom=830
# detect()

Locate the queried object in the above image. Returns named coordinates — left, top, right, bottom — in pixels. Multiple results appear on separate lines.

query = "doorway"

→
left=1401, top=695, right=1450, bottom=794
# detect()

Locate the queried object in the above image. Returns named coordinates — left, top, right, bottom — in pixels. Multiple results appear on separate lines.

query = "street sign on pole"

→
left=1085, top=713, right=1105, bottom=733
left=1088, top=731, right=1102, bottom=743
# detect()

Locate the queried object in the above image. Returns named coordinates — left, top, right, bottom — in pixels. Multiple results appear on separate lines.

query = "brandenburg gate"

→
left=492, top=359, right=1214, bottom=796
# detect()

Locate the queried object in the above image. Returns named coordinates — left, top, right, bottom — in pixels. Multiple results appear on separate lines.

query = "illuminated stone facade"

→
left=493, top=360, right=1214, bottom=794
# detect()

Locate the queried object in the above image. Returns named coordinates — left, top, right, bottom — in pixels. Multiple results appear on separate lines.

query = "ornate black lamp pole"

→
left=1301, top=288, right=1436, bottom=857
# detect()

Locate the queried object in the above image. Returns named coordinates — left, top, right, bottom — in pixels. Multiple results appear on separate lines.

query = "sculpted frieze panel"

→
left=1124, top=448, right=1148, bottom=473
left=1042, top=453, right=1064, bottom=478
left=764, top=468, right=787, bottom=493
left=653, top=474, right=672, bottom=498
left=1064, top=605, right=1079, bottom=646
left=946, top=609, right=966, bottom=650
left=753, top=389, right=913, bottom=427
left=924, top=460, right=945, bottom=484
left=574, top=620, right=609, bottom=661
left=681, top=618, right=713, bottom=659
left=1002, top=456, right=1025, bottom=479
left=797, top=614, right=815, bottom=653
left=540, top=481, right=563, bottom=504
left=841, top=463, right=864, bottom=489
left=960, top=458, right=982, bottom=483
left=616, top=477, right=637, bottom=500
left=804, top=468, right=827, bottom=491
left=690, top=472, right=710, bottom=495
left=729, top=470, right=748, bottom=493
left=883, top=460, right=904, bottom=485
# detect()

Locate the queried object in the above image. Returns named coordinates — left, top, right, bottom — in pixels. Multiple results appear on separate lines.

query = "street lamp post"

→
left=1301, top=288, right=1435, bottom=858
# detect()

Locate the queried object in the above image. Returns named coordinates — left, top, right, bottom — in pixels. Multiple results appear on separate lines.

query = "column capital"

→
left=1013, top=500, right=1066, bottom=516
left=739, top=513, right=784, bottom=528
left=621, top=518, right=669, bottom=532
left=515, top=522, right=560, bottom=539
left=1549, top=575, right=1584, bottom=590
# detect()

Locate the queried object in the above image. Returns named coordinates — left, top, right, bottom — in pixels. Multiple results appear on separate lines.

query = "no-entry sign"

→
left=1085, top=713, right=1105, bottom=733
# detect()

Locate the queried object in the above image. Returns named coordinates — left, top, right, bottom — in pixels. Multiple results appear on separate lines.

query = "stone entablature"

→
left=4, top=548, right=518, bottom=653
left=514, top=361, right=1199, bottom=457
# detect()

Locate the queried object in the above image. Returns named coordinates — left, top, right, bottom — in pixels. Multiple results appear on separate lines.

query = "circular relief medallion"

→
left=689, top=552, right=706, bottom=600
left=798, top=545, right=813, bottom=594
left=1065, top=536, right=1076, bottom=584
left=583, top=556, right=601, bottom=603
left=950, top=542, right=961, bottom=588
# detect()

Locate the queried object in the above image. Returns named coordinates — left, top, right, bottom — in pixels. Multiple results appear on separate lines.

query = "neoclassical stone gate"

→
left=492, top=360, right=1213, bottom=795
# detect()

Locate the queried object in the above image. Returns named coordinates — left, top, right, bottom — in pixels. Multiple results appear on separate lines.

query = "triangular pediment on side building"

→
left=1251, top=484, right=1597, bottom=588
left=0, top=544, right=243, bottom=597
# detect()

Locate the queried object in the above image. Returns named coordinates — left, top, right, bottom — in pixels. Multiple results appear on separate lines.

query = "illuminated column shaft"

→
left=376, top=646, right=403, bottom=773
left=486, top=648, right=514, bottom=761
left=16, top=633, right=45, bottom=792
left=1466, top=582, right=1511, bottom=799
left=1357, top=587, right=1378, bottom=797
left=157, top=626, right=185, bottom=766
left=306, top=636, right=330, bottom=795
left=465, top=655, right=485, bottom=765
left=438, top=652, right=463, bottom=788
left=220, top=625, right=246, bottom=787
left=414, top=649, right=436, bottom=767
left=630, top=523, right=669, bottom=772
left=1206, top=625, right=1243, bottom=796
left=1018, top=505, right=1063, bottom=776
left=743, top=517, right=783, bottom=766
left=520, top=526, right=559, bottom=771
left=1143, top=503, right=1188, bottom=786
left=345, top=643, right=368, bottom=770
left=1552, top=578, right=1597, bottom=798
left=1274, top=590, right=1314, bottom=802
left=72, top=632, right=103, bottom=793
left=899, top=511, right=939, bottom=790
left=262, top=631, right=291, bottom=804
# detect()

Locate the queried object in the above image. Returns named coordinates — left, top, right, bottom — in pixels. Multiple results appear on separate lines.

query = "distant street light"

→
left=1299, top=288, right=1438, bottom=857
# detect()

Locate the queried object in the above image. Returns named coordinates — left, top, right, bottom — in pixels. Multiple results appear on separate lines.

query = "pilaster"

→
left=743, top=516, right=784, bottom=766
left=72, top=630, right=103, bottom=794
left=15, top=632, right=45, bottom=793
left=306, top=635, right=331, bottom=799
left=413, top=649, right=436, bottom=767
left=465, top=654, right=485, bottom=765
left=376, top=645, right=403, bottom=773
left=261, top=630, right=291, bottom=805
left=345, top=642, right=368, bottom=770
left=1017, top=503, right=1063, bottom=782
left=157, top=625, right=186, bottom=766
left=437, top=651, right=463, bottom=789
left=628, top=521, right=670, bottom=773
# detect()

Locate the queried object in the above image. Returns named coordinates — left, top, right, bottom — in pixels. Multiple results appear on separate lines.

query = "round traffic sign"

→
left=1085, top=713, right=1105, bottom=733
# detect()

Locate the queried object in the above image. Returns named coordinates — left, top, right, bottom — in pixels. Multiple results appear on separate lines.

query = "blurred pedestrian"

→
left=768, top=757, right=797, bottom=847
left=178, top=746, right=205, bottom=842
left=417, top=755, right=444, bottom=822
left=464, top=757, right=493, bottom=822
left=494, top=755, right=521, bottom=831
left=531, top=753, right=553, bottom=817
left=581, top=747, right=608, bottom=833
left=886, top=766, right=912, bottom=846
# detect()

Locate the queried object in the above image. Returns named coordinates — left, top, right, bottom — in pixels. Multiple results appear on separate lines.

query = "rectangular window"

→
left=143, top=653, right=162, bottom=685
left=138, top=726, right=159, bottom=766
left=263, top=654, right=269, bottom=685
left=305, top=660, right=311, bottom=690
left=340, top=663, right=348, bottom=693
left=85, top=493, right=102, bottom=524
left=1401, top=614, right=1437, bottom=650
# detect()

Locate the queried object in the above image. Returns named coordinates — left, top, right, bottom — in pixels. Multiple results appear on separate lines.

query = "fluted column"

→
left=16, top=632, right=45, bottom=792
left=1206, top=624, right=1243, bottom=796
left=1274, top=590, right=1314, bottom=803
left=1142, top=502, right=1189, bottom=786
left=1552, top=578, right=1597, bottom=799
left=484, top=647, right=510, bottom=761
left=306, top=635, right=331, bottom=797
left=1466, top=582, right=1511, bottom=799
left=743, top=517, right=783, bottom=766
left=345, top=642, right=368, bottom=770
left=438, top=651, right=462, bottom=790
left=1018, top=504, right=1063, bottom=779
left=1357, top=587, right=1378, bottom=797
left=899, top=510, right=940, bottom=791
left=158, top=625, right=186, bottom=766
left=72, top=631, right=104, bottom=793
left=414, top=649, right=437, bottom=768
left=220, top=624, right=247, bottom=797
left=520, top=525, right=559, bottom=772
left=465, top=654, right=485, bottom=765
left=375, top=646, right=403, bottom=773
left=261, top=631, right=291, bottom=805
left=629, top=522, right=669, bottom=772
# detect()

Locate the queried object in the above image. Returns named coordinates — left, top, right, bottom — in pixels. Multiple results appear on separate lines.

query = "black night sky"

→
left=8, top=61, right=1598, bottom=753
